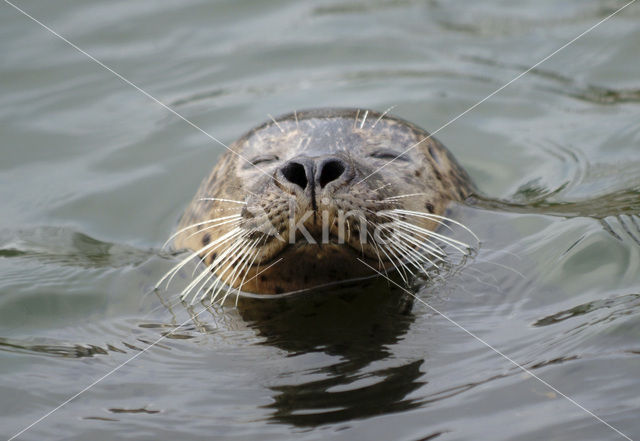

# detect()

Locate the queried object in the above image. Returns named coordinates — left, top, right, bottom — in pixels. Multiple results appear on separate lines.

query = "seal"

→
left=163, top=108, right=476, bottom=302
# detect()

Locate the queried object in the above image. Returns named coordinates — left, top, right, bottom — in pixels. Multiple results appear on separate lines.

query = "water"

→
left=1, top=0, right=639, bottom=440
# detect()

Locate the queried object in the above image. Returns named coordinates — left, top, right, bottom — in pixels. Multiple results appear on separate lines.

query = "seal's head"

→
left=167, top=108, right=475, bottom=301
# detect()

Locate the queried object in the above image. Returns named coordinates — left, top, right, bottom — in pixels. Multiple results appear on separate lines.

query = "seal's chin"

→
left=232, top=240, right=385, bottom=295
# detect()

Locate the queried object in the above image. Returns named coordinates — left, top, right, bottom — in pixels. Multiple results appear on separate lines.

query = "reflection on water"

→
left=1, top=0, right=640, bottom=440
left=267, top=360, right=424, bottom=427
left=239, top=284, right=419, bottom=426
left=533, top=293, right=640, bottom=328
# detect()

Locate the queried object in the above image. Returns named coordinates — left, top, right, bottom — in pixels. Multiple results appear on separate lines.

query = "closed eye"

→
left=247, top=154, right=279, bottom=167
left=369, top=149, right=408, bottom=161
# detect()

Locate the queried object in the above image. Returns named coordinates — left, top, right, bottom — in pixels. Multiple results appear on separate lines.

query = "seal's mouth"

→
left=264, top=236, right=382, bottom=266
left=232, top=238, right=386, bottom=296
left=255, top=231, right=381, bottom=266
left=242, top=204, right=396, bottom=271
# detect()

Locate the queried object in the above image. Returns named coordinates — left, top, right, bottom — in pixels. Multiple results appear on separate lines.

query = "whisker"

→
left=391, top=226, right=448, bottom=258
left=180, top=217, right=242, bottom=246
left=228, top=238, right=261, bottom=288
left=213, top=238, right=260, bottom=304
left=385, top=224, right=444, bottom=270
left=184, top=234, right=251, bottom=303
left=379, top=210, right=456, bottom=235
left=366, top=229, right=387, bottom=277
left=157, top=227, right=244, bottom=290
left=220, top=244, right=260, bottom=305
left=378, top=210, right=454, bottom=236
left=359, top=110, right=369, bottom=129
left=372, top=182, right=393, bottom=192
left=162, top=214, right=241, bottom=248
left=198, top=197, right=247, bottom=205
left=379, top=241, right=411, bottom=283
left=382, top=193, right=430, bottom=201
left=210, top=236, right=267, bottom=304
left=234, top=236, right=269, bottom=306
left=387, top=242, right=419, bottom=279
left=389, top=209, right=480, bottom=243
left=267, top=113, right=285, bottom=133
left=156, top=245, right=215, bottom=290
left=392, top=221, right=468, bottom=259
left=382, top=220, right=447, bottom=256
left=372, top=105, right=397, bottom=128
left=393, top=219, right=471, bottom=254
left=185, top=240, right=246, bottom=302
left=375, top=240, right=409, bottom=284
left=393, top=231, right=447, bottom=267
left=189, top=228, right=246, bottom=277
left=208, top=232, right=251, bottom=271
left=205, top=257, right=244, bottom=304
left=180, top=255, right=226, bottom=304
left=193, top=260, right=229, bottom=304
left=222, top=257, right=285, bottom=305
left=387, top=242, right=419, bottom=276
left=390, top=239, right=438, bottom=274
left=362, top=207, right=451, bottom=261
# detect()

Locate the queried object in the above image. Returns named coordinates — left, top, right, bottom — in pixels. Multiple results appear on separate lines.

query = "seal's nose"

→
left=280, top=159, right=312, bottom=190
left=279, top=156, right=349, bottom=190
left=317, top=158, right=346, bottom=188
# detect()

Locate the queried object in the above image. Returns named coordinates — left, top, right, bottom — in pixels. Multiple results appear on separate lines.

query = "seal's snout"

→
left=278, top=155, right=351, bottom=192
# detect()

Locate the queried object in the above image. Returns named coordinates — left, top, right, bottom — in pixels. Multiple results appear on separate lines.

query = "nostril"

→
left=280, top=162, right=308, bottom=189
left=318, top=159, right=346, bottom=188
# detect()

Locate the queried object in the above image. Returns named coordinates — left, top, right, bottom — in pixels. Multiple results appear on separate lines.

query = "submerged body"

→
left=170, top=108, right=475, bottom=299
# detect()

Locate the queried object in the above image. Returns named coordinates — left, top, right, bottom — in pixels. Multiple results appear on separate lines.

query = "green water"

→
left=1, top=1, right=639, bottom=440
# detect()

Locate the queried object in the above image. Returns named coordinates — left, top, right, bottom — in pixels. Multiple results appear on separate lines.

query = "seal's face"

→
left=169, top=109, right=475, bottom=300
